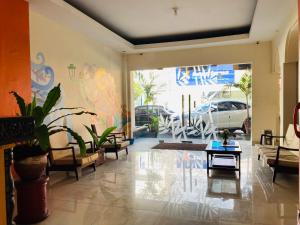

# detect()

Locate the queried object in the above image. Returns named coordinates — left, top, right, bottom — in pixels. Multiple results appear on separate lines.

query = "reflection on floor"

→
left=38, top=138, right=298, bottom=225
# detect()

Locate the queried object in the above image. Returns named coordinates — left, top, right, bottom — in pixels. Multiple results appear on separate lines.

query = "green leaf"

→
left=31, top=95, right=37, bottom=113
left=99, top=126, right=116, bottom=146
left=32, top=106, right=45, bottom=127
left=26, top=103, right=32, bottom=116
left=34, top=125, right=50, bottom=151
left=48, top=128, right=66, bottom=136
left=64, top=127, right=86, bottom=156
left=10, top=91, right=27, bottom=116
left=84, top=125, right=99, bottom=147
left=42, top=83, right=61, bottom=115
left=47, top=111, right=97, bottom=127
left=49, top=107, right=84, bottom=115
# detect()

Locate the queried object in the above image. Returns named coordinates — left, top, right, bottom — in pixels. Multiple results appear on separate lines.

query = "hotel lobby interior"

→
left=1, top=0, right=300, bottom=225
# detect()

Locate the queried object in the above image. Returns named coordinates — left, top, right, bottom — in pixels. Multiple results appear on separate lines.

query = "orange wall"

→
left=0, top=0, right=31, bottom=116
left=0, top=1, right=31, bottom=225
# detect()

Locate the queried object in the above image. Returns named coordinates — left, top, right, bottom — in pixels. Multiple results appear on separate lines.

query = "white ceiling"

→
left=64, top=0, right=257, bottom=40
left=29, top=0, right=298, bottom=53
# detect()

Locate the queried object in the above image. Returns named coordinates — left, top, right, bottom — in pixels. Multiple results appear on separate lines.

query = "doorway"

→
left=131, top=63, right=252, bottom=143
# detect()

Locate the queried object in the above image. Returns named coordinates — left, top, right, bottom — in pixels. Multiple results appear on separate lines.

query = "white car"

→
left=190, top=100, right=251, bottom=133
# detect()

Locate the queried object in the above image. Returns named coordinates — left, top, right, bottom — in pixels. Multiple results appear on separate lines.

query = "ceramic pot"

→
left=14, top=154, right=47, bottom=181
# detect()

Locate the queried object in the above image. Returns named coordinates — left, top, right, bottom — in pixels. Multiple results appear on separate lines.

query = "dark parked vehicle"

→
left=135, top=105, right=175, bottom=126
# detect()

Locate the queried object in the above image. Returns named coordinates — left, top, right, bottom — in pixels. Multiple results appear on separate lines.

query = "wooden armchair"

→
left=255, top=124, right=299, bottom=182
left=46, top=141, right=98, bottom=180
left=91, top=124, right=129, bottom=160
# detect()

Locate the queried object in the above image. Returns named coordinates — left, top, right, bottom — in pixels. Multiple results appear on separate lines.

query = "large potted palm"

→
left=11, top=83, right=95, bottom=223
left=233, top=71, right=252, bottom=134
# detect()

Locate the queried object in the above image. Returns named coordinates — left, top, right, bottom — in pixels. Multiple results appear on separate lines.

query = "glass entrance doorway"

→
left=132, top=63, right=252, bottom=143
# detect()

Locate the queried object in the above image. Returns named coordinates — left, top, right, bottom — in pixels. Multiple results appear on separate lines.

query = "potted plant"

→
left=10, top=83, right=95, bottom=223
left=233, top=71, right=252, bottom=134
left=147, top=115, right=159, bottom=137
left=84, top=125, right=116, bottom=165
left=220, top=129, right=231, bottom=145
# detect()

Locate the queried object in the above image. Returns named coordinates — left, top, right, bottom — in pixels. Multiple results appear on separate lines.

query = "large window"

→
left=132, top=63, right=252, bottom=142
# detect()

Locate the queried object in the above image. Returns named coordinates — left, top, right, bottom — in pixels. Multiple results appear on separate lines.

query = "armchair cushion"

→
left=53, top=153, right=98, bottom=166
left=265, top=151, right=298, bottom=168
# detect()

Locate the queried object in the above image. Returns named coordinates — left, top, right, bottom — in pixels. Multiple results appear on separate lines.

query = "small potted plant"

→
left=84, top=125, right=116, bottom=165
left=147, top=115, right=159, bottom=137
left=220, top=129, right=231, bottom=145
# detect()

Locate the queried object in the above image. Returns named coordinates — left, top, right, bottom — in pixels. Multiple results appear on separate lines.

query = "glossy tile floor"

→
left=39, top=138, right=298, bottom=225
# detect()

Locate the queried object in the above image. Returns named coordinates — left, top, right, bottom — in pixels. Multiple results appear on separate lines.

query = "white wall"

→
left=272, top=10, right=298, bottom=135
left=126, top=42, right=279, bottom=143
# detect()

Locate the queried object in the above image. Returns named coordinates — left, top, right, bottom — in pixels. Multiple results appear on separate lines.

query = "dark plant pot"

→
left=144, top=131, right=158, bottom=138
left=14, top=155, right=47, bottom=181
left=13, top=145, right=47, bottom=181
left=223, top=139, right=228, bottom=145
left=14, top=176, right=49, bottom=224
left=128, top=138, right=135, bottom=145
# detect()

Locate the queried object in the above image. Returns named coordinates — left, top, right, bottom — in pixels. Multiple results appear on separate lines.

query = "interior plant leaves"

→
left=48, top=107, right=84, bottom=114
left=42, top=83, right=61, bottom=115
left=99, top=126, right=117, bottom=146
left=48, top=128, right=66, bottom=136
left=10, top=91, right=27, bottom=116
left=47, top=111, right=97, bottom=127
left=32, top=106, right=45, bottom=127
left=84, top=125, right=99, bottom=147
left=31, top=95, right=37, bottom=114
left=60, top=126, right=86, bottom=156
left=34, top=125, right=50, bottom=151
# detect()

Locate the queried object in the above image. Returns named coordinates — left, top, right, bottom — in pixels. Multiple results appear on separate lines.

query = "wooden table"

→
left=204, top=140, right=242, bottom=177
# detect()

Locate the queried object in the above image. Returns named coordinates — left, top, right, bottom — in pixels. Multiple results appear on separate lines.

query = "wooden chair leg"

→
left=258, top=154, right=260, bottom=160
left=115, top=151, right=119, bottom=160
left=75, top=168, right=79, bottom=181
left=126, top=147, right=128, bottom=155
left=46, top=167, right=49, bottom=176
left=93, top=163, right=96, bottom=172
left=272, top=168, right=277, bottom=182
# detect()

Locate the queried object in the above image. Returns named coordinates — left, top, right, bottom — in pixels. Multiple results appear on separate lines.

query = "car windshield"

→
left=194, top=103, right=211, bottom=113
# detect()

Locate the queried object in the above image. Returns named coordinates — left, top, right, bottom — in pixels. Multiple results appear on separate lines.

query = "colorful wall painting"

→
left=31, top=52, right=55, bottom=105
left=78, top=63, right=122, bottom=131
left=31, top=52, right=73, bottom=140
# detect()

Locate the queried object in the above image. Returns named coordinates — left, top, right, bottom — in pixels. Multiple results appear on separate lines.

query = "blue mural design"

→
left=176, top=64, right=235, bottom=86
left=31, top=52, right=55, bottom=105
left=31, top=52, right=72, bottom=141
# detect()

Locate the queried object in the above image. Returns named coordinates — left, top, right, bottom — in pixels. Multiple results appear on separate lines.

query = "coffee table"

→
left=205, top=140, right=242, bottom=177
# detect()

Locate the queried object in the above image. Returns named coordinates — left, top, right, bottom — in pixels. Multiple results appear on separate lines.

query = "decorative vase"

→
left=14, top=176, right=49, bottom=224
left=223, top=139, right=228, bottom=145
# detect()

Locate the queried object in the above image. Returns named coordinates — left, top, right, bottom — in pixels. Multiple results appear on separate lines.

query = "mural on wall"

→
left=31, top=52, right=55, bottom=104
left=31, top=52, right=73, bottom=140
left=31, top=53, right=124, bottom=137
left=77, top=63, right=122, bottom=131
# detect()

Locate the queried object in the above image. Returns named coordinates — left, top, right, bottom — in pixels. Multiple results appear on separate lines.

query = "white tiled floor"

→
left=38, top=138, right=298, bottom=225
